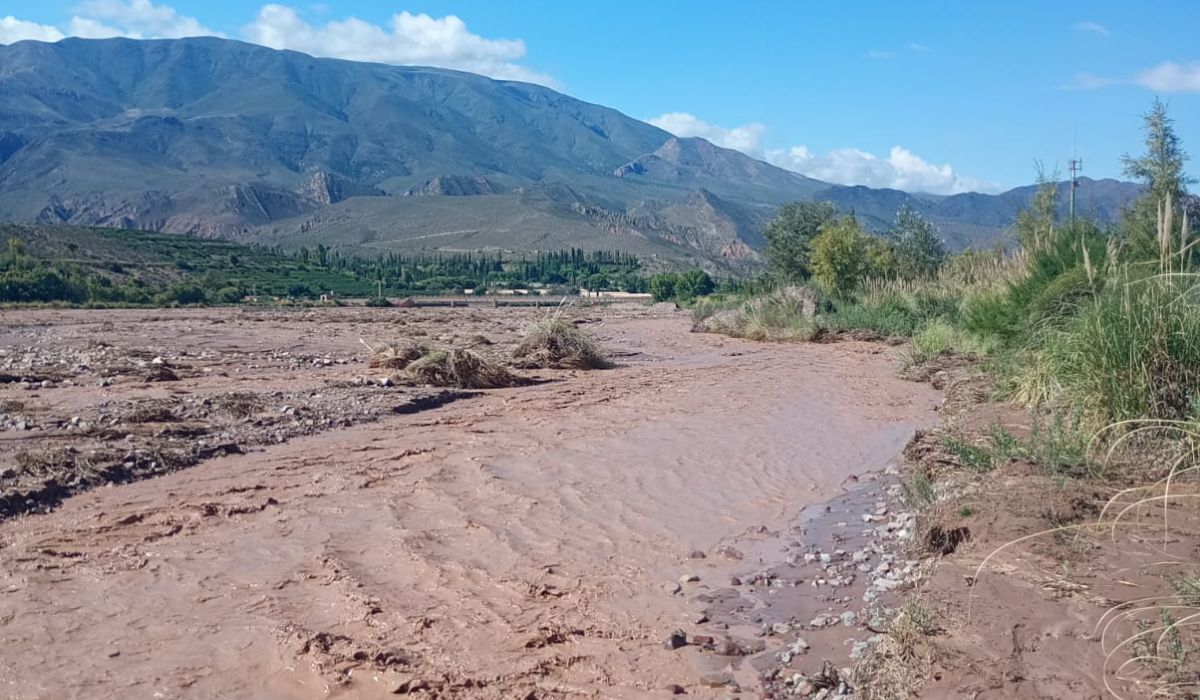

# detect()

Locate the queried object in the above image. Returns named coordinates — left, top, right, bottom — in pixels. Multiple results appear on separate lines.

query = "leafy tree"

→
left=764, top=201, right=836, bottom=282
left=649, top=273, right=678, bottom=302
left=810, top=215, right=870, bottom=297
left=889, top=206, right=946, bottom=279
left=676, top=269, right=715, bottom=300
left=867, top=237, right=898, bottom=279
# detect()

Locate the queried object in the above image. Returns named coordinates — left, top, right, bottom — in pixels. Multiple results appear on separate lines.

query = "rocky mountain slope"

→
left=0, top=37, right=1141, bottom=268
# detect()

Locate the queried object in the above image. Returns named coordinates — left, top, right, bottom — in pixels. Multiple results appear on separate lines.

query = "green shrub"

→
left=902, top=318, right=994, bottom=367
left=1024, top=266, right=1099, bottom=329
left=829, top=296, right=921, bottom=336
left=1026, top=273, right=1200, bottom=427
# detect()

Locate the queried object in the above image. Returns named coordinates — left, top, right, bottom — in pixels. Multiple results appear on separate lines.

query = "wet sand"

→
left=0, top=307, right=939, bottom=698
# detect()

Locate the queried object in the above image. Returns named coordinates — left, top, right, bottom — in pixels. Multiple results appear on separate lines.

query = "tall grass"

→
left=692, top=287, right=821, bottom=341
left=1019, top=271, right=1200, bottom=428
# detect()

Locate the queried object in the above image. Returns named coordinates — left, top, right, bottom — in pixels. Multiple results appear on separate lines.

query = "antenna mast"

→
left=1068, top=157, right=1083, bottom=224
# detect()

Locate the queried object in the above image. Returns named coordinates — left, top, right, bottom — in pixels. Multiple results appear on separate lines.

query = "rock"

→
left=714, top=545, right=744, bottom=560
left=795, top=680, right=815, bottom=697
left=840, top=611, right=858, bottom=627
left=771, top=622, right=791, bottom=635
left=680, top=573, right=700, bottom=584
left=691, top=634, right=715, bottom=646
left=664, top=683, right=686, bottom=695
left=688, top=550, right=707, bottom=559
left=663, top=629, right=688, bottom=650
left=729, top=576, right=742, bottom=586
left=698, top=671, right=733, bottom=688
left=714, top=638, right=743, bottom=656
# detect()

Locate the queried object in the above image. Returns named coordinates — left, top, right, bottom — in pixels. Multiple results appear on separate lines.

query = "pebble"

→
left=663, top=629, right=688, bottom=650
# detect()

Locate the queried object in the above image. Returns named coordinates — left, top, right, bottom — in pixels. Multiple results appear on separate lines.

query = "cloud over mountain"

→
left=648, top=112, right=999, bottom=195
left=0, top=1, right=554, bottom=86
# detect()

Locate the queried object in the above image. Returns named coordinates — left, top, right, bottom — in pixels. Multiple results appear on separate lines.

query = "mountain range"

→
left=0, top=37, right=1143, bottom=270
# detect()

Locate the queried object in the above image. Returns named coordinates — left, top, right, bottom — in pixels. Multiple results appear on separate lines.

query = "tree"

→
left=867, top=237, right=898, bottom=279
left=676, top=269, right=715, bottom=300
left=1120, top=98, right=1194, bottom=263
left=649, top=273, right=677, bottom=302
left=764, top=201, right=836, bottom=282
left=890, top=206, right=946, bottom=279
left=810, top=216, right=870, bottom=297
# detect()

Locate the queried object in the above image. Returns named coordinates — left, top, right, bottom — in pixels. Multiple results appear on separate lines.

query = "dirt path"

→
left=0, top=311, right=939, bottom=699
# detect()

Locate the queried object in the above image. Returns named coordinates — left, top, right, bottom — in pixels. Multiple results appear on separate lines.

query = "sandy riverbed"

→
left=0, top=305, right=939, bottom=698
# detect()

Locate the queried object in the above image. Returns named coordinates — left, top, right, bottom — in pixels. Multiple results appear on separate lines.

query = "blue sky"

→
left=3, top=1, right=1199, bottom=194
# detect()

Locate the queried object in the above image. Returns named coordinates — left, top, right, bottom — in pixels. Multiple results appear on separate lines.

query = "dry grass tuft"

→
left=855, top=599, right=939, bottom=699
left=361, top=338, right=429, bottom=369
left=403, top=348, right=527, bottom=389
left=512, top=318, right=612, bottom=370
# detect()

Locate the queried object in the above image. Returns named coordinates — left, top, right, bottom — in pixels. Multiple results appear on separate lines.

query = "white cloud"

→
left=0, top=3, right=552, bottom=87
left=242, top=4, right=555, bottom=86
left=907, top=42, right=931, bottom=52
left=647, top=112, right=767, bottom=153
left=1134, top=61, right=1200, bottom=92
left=0, top=2, right=213, bottom=44
left=1072, top=61, right=1200, bottom=93
left=1073, top=20, right=1110, bottom=37
left=65, top=17, right=127, bottom=39
left=0, top=16, right=65, bottom=43
left=767, top=145, right=1000, bottom=194
left=650, top=112, right=998, bottom=194
left=867, top=49, right=894, bottom=61
left=71, top=0, right=214, bottom=38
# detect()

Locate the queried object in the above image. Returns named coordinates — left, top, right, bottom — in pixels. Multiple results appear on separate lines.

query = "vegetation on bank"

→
left=697, top=99, right=1200, bottom=437
left=690, top=99, right=1200, bottom=698
left=0, top=224, right=670, bottom=305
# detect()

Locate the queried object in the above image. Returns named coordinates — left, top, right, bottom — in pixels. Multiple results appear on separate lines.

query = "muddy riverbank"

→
left=0, top=306, right=939, bottom=698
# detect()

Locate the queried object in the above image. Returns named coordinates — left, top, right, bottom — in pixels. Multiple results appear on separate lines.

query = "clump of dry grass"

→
left=854, top=599, right=938, bottom=699
left=403, top=348, right=527, bottom=389
left=512, top=318, right=612, bottom=370
left=361, top=338, right=428, bottom=369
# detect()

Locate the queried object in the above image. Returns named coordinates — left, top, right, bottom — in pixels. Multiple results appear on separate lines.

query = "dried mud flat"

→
left=0, top=305, right=941, bottom=699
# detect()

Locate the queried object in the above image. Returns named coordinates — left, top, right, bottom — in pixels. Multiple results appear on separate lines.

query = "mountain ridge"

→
left=0, top=36, right=1143, bottom=269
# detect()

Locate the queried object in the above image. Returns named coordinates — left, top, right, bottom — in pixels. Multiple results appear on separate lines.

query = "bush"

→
left=213, top=286, right=244, bottom=304
left=1022, top=273, right=1200, bottom=427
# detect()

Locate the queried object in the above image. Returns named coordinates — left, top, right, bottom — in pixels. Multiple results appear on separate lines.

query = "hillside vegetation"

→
left=0, top=224, right=659, bottom=305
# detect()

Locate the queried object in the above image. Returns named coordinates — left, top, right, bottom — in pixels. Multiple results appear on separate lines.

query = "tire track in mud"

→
left=0, top=314, right=939, bottom=699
